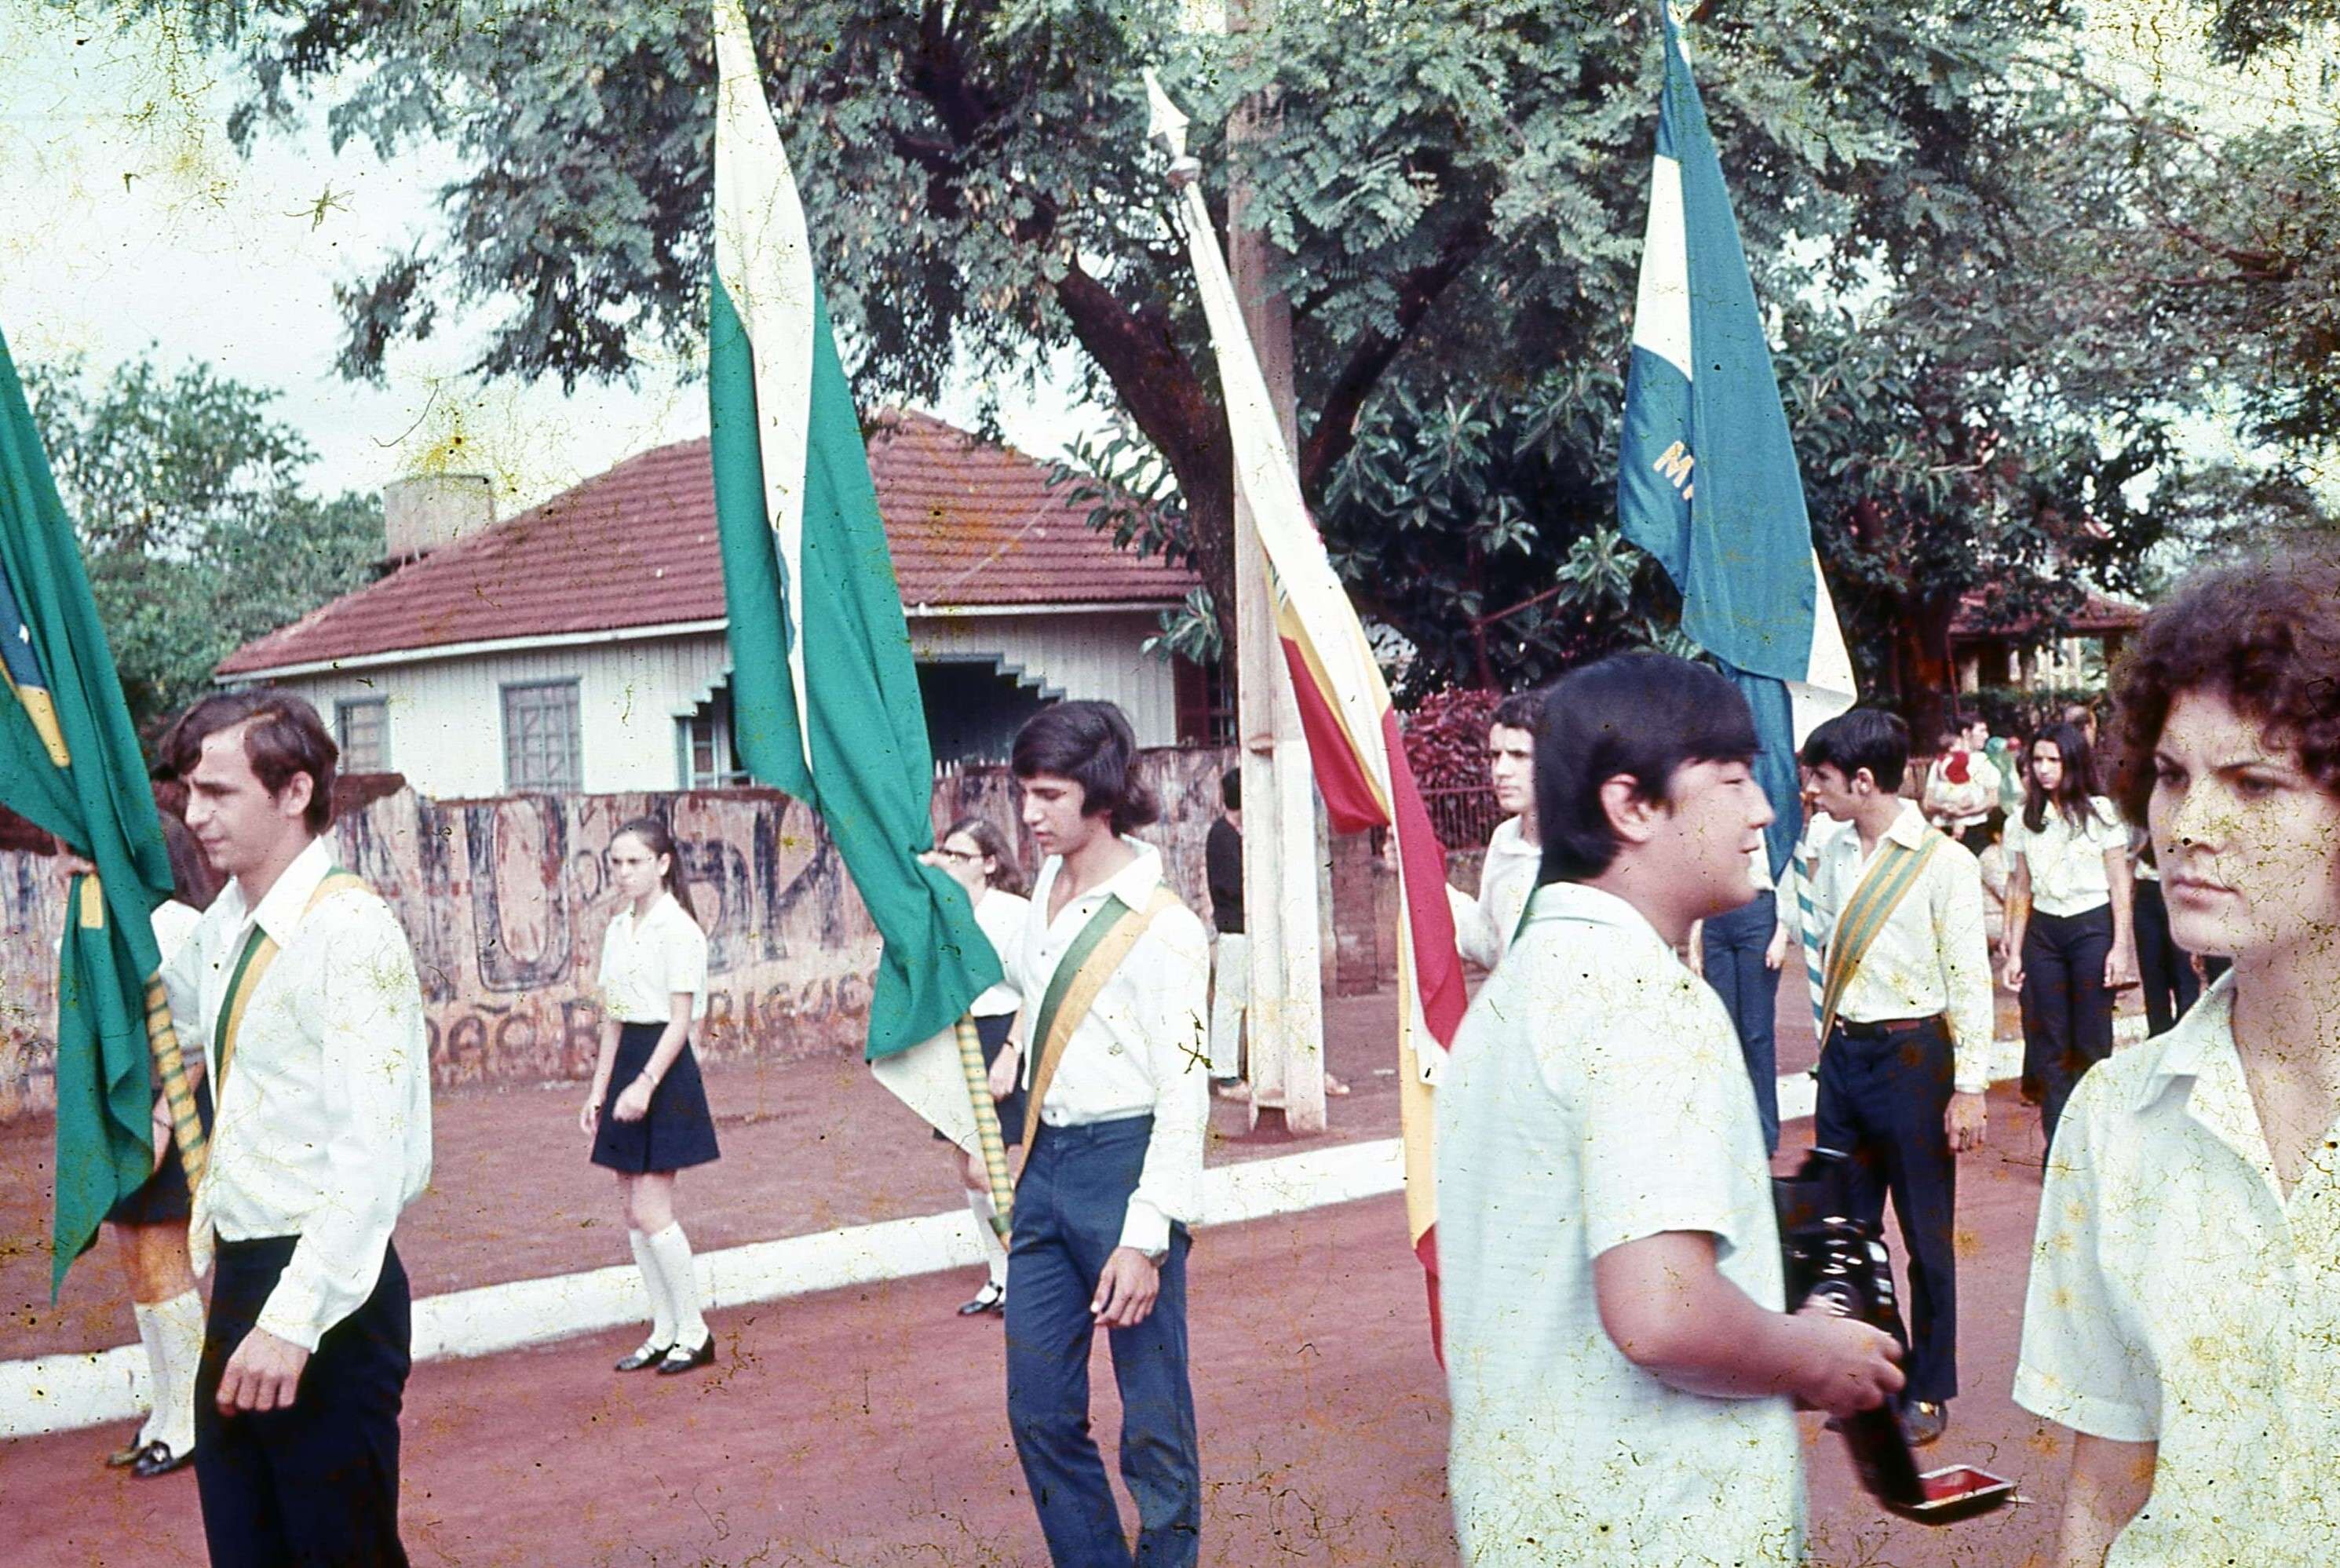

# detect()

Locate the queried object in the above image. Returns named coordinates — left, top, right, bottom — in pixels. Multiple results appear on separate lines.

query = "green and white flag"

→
left=708, top=0, right=1001, bottom=1146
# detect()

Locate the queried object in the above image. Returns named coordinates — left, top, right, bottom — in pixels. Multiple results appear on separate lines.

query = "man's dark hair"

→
left=1800, top=709, right=1911, bottom=794
left=1537, top=654, right=1758, bottom=883
left=2111, top=545, right=2340, bottom=825
left=1952, top=711, right=1984, bottom=735
left=160, top=688, right=339, bottom=833
left=1490, top=690, right=1544, bottom=736
left=1221, top=767, right=1240, bottom=811
left=1011, top=700, right=1160, bottom=834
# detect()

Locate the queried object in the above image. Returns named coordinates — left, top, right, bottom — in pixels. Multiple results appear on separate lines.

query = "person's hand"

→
left=2104, top=943, right=2137, bottom=990
left=579, top=1084, right=606, bottom=1137
left=1945, top=1090, right=1988, bottom=1153
left=2001, top=951, right=2024, bottom=992
left=217, top=1327, right=310, bottom=1414
left=1791, top=1315, right=1905, bottom=1421
left=612, top=1077, right=655, bottom=1123
left=1764, top=924, right=1791, bottom=972
left=1091, top=1247, right=1162, bottom=1329
left=987, top=1044, right=1021, bottom=1103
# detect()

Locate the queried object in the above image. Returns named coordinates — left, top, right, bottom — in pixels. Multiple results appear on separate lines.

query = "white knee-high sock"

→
left=966, top=1191, right=1008, bottom=1289
left=627, top=1228, right=677, bottom=1346
left=644, top=1223, right=708, bottom=1347
left=130, top=1301, right=166, bottom=1447
left=146, top=1290, right=204, bottom=1457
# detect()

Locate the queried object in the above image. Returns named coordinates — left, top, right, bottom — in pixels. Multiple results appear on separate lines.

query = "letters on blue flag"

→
left=1617, top=5, right=1853, bottom=876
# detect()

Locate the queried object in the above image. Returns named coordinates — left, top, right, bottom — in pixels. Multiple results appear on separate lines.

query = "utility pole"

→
left=1226, top=0, right=1327, bottom=1133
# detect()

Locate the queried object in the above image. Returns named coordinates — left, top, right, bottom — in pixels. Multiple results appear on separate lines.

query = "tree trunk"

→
left=1893, top=590, right=1962, bottom=749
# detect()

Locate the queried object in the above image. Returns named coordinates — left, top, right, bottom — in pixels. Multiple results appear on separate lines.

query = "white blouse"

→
left=597, top=892, right=710, bottom=1023
left=2004, top=796, right=2125, bottom=917
left=968, top=886, right=1030, bottom=1018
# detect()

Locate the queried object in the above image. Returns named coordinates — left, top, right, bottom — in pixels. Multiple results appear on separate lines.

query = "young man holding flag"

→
left=158, top=690, right=431, bottom=1568
left=991, top=700, right=1210, bottom=1568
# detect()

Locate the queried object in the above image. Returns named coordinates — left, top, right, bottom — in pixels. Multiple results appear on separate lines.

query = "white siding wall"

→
left=908, top=611, right=1179, bottom=746
left=260, top=611, right=1177, bottom=798
left=277, top=633, right=731, bottom=798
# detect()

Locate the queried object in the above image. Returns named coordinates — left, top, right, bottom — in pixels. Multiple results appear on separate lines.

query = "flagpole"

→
left=952, top=1014, right=1014, bottom=1234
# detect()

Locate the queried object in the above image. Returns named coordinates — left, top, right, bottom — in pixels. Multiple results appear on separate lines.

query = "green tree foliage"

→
left=122, top=0, right=2335, bottom=723
left=25, top=356, right=381, bottom=736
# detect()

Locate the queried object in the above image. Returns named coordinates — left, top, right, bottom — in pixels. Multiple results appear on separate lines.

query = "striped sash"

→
left=1020, top=884, right=1181, bottom=1175
left=1816, top=834, right=1943, bottom=1045
left=210, top=869, right=369, bottom=1099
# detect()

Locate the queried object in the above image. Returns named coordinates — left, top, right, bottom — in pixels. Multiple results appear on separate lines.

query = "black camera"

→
left=1774, top=1147, right=1925, bottom=1508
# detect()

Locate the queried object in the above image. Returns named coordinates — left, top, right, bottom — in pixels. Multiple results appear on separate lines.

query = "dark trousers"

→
left=2021, top=906, right=2116, bottom=1154
left=1702, top=895, right=1783, bottom=1154
left=1815, top=1018, right=1959, bottom=1404
left=1006, top=1115, right=1199, bottom=1568
left=2131, top=881, right=2199, bottom=1037
left=196, top=1237, right=411, bottom=1568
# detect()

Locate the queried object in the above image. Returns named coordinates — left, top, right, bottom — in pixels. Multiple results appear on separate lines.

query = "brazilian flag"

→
left=0, top=321, right=187, bottom=1296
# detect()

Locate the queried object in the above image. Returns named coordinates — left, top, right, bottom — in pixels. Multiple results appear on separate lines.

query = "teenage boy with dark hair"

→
left=1792, top=707, right=1993, bottom=1450
left=987, top=700, right=1211, bottom=1568
left=1204, top=767, right=1247, bottom=1096
left=155, top=689, right=432, bottom=1568
left=1449, top=688, right=1545, bottom=968
left=1439, top=654, right=1903, bottom=1567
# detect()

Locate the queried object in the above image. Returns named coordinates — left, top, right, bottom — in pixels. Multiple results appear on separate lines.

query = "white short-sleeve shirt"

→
left=968, top=886, right=1029, bottom=1019
left=2003, top=797, right=2125, bottom=917
left=597, top=892, right=710, bottom=1023
left=1437, top=881, right=1801, bottom=1567
left=2014, top=975, right=2340, bottom=1565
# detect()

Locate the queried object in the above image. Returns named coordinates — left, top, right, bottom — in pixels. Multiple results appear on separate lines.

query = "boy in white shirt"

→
left=1438, top=654, right=1903, bottom=1567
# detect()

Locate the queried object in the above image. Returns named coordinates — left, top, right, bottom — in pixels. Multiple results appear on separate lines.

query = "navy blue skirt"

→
left=590, top=1021, right=721, bottom=1174
left=931, top=1012, right=1027, bottom=1147
left=108, top=1078, right=214, bottom=1226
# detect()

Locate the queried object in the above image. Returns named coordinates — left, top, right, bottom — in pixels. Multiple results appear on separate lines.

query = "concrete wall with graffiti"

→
left=4, top=746, right=1333, bottom=1122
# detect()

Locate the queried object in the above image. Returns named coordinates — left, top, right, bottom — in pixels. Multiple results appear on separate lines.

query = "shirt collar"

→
left=1882, top=800, right=1933, bottom=850
left=241, top=836, right=336, bottom=946
left=2137, top=971, right=2240, bottom=1112
left=1488, top=817, right=1541, bottom=860
left=1041, top=837, right=1165, bottom=913
left=1520, top=880, right=1670, bottom=950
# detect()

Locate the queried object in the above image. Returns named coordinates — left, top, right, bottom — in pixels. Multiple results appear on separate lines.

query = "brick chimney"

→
left=384, top=473, right=495, bottom=563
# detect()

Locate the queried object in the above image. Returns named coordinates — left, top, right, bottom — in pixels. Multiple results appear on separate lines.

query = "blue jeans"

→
left=1703, top=895, right=1783, bottom=1154
left=1006, top=1115, right=1199, bottom=1567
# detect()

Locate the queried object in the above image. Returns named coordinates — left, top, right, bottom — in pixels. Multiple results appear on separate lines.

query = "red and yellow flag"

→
left=1146, top=75, right=1467, bottom=1344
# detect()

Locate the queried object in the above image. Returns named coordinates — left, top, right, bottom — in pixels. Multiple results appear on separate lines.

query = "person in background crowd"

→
left=1204, top=768, right=1249, bottom=1099
left=1700, top=841, right=1793, bottom=1157
left=1793, top=707, right=1994, bottom=1449
left=1449, top=691, right=1544, bottom=969
left=920, top=815, right=1031, bottom=1318
left=157, top=690, right=432, bottom=1568
left=2000, top=723, right=2137, bottom=1155
left=991, top=701, right=1210, bottom=1568
left=2126, top=826, right=2200, bottom=1038
left=1440, top=655, right=1902, bottom=1566
left=1923, top=712, right=2002, bottom=855
left=2017, top=546, right=2340, bottom=1567
left=81, top=807, right=221, bottom=1480
left=582, top=817, right=721, bottom=1377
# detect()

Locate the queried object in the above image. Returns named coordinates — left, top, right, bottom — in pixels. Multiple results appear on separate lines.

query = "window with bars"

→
left=336, top=698, right=391, bottom=773
left=502, top=680, right=582, bottom=793
left=676, top=688, right=748, bottom=789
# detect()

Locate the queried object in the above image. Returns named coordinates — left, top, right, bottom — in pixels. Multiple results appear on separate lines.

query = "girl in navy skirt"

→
left=922, top=815, right=1031, bottom=1318
left=579, top=817, right=720, bottom=1374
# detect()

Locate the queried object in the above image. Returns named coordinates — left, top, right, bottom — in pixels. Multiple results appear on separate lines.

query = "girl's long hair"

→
left=2022, top=722, right=2102, bottom=836
left=613, top=815, right=699, bottom=924
left=941, top=815, right=1026, bottom=897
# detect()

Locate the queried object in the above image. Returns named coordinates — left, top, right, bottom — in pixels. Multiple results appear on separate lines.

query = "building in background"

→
left=217, top=412, right=1207, bottom=795
left=1949, top=589, right=2143, bottom=695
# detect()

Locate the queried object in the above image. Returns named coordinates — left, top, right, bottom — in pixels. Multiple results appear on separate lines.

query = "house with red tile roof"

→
left=216, top=412, right=1207, bottom=797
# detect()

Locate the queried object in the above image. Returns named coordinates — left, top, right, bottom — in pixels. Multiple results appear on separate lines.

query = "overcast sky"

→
left=0, top=1, right=2325, bottom=520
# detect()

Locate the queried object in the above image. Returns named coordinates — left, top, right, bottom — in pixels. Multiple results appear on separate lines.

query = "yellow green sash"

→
left=1020, top=884, right=1181, bottom=1172
left=211, top=868, right=368, bottom=1100
left=1816, top=833, right=1943, bottom=1045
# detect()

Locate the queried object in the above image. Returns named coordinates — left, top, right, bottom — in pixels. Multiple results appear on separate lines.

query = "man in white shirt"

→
left=1450, top=690, right=1544, bottom=968
left=1921, top=712, right=2002, bottom=855
left=1792, top=708, right=1994, bottom=1451
left=158, top=691, right=432, bottom=1568
left=989, top=701, right=1210, bottom=1568
left=1439, top=655, right=1904, bottom=1567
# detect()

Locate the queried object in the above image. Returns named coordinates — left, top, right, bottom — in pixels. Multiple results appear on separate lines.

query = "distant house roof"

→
left=1948, top=589, right=2145, bottom=641
left=220, top=410, right=1196, bottom=677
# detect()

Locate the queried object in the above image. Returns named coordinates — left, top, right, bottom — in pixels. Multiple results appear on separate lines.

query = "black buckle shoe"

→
left=614, top=1340, right=671, bottom=1373
left=656, top=1336, right=714, bottom=1375
left=957, top=1281, right=1006, bottom=1317
left=132, top=1441, right=193, bottom=1479
left=105, top=1435, right=149, bottom=1468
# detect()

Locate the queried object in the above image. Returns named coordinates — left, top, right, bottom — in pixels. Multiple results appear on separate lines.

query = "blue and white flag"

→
left=1617, top=4, right=1855, bottom=877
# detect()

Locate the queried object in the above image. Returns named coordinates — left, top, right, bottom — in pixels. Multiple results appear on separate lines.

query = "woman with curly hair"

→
left=2015, top=546, right=2340, bottom=1566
